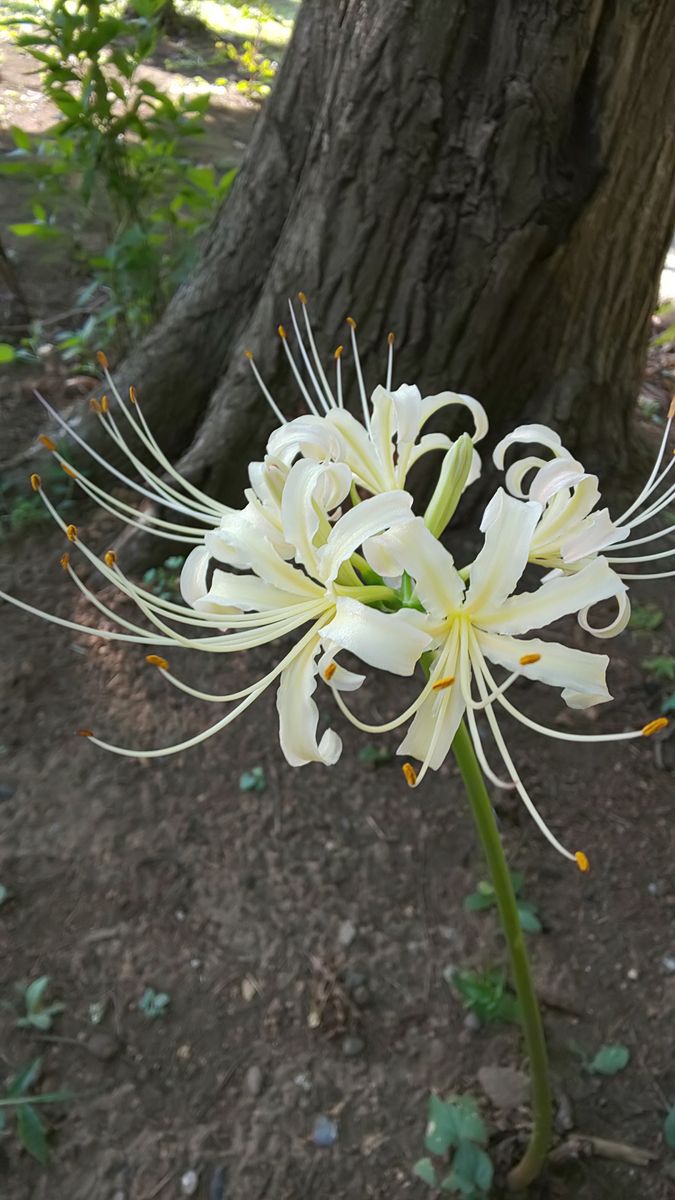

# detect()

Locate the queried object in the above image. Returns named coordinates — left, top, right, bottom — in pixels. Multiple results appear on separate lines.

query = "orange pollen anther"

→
left=76, top=728, right=93, bottom=738
left=387, top=331, right=395, bottom=346
left=89, top=398, right=101, bottom=414
left=298, top=291, right=308, bottom=305
left=129, top=385, right=137, bottom=405
left=38, top=435, right=56, bottom=452
left=432, top=675, right=455, bottom=691
left=642, top=717, right=668, bottom=737
left=66, top=524, right=78, bottom=542
left=277, top=324, right=287, bottom=340
left=323, top=662, right=337, bottom=682
left=100, top=395, right=109, bottom=413
left=244, top=349, right=253, bottom=360
left=60, top=552, right=70, bottom=571
left=346, top=316, right=357, bottom=330
left=30, top=473, right=41, bottom=492
left=519, top=653, right=541, bottom=666
left=402, top=762, right=417, bottom=787
left=96, top=350, right=108, bottom=369
left=60, top=463, right=77, bottom=479
left=104, top=550, right=117, bottom=568
left=334, top=345, right=344, bottom=360
left=575, top=850, right=590, bottom=873
left=146, top=654, right=169, bottom=670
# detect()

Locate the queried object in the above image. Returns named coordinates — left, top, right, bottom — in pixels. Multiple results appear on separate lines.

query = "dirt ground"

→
left=2, top=18, right=675, bottom=1200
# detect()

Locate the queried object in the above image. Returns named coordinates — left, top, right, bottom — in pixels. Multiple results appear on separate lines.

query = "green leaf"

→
left=664, top=1106, right=675, bottom=1148
left=358, top=744, right=393, bottom=767
left=587, top=1044, right=630, bottom=1076
left=25, top=976, right=50, bottom=1011
left=463, top=892, right=494, bottom=913
left=0, top=345, right=16, bottom=364
left=442, top=1142, right=493, bottom=1196
left=516, top=903, right=542, bottom=934
left=17, top=1102, right=49, bottom=1164
left=412, top=1157, right=437, bottom=1186
left=7, top=1058, right=42, bottom=1100
left=9, top=223, right=58, bottom=239
left=424, top=1094, right=487, bottom=1156
left=239, top=766, right=266, bottom=793
left=10, top=125, right=32, bottom=150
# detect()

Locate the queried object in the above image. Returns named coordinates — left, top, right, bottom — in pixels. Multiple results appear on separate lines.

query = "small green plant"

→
left=239, top=765, right=267, bottom=792
left=464, top=870, right=541, bottom=934
left=139, top=987, right=170, bottom=1018
left=0, top=1058, right=72, bottom=1165
left=413, top=1094, right=493, bottom=1197
left=358, top=743, right=394, bottom=767
left=572, top=1043, right=630, bottom=1076
left=0, top=451, right=81, bottom=540
left=142, top=555, right=185, bottom=601
left=450, top=969, right=520, bottom=1026
left=642, top=655, right=675, bottom=682
left=16, top=977, right=65, bottom=1031
left=629, top=602, right=664, bottom=631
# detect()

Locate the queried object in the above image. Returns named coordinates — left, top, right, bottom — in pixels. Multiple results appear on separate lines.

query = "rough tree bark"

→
left=84, top=0, right=675, bottom=504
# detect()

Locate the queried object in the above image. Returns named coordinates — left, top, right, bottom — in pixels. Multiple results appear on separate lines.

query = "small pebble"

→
left=662, top=955, right=675, bottom=973
left=627, top=967, right=639, bottom=981
left=648, top=880, right=667, bottom=897
left=352, top=984, right=371, bottom=1007
left=463, top=1011, right=481, bottom=1032
left=181, top=1170, right=199, bottom=1196
left=245, top=1065, right=263, bottom=1097
left=313, top=1115, right=338, bottom=1147
left=342, top=1034, right=365, bottom=1057
left=338, top=919, right=357, bottom=948
left=294, top=1072, right=312, bottom=1091
left=87, top=1032, right=120, bottom=1062
left=112, top=1192, right=126, bottom=1200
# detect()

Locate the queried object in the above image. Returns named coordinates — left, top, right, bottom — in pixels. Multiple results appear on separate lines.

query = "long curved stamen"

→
left=346, top=317, right=370, bottom=431
left=611, top=523, right=675, bottom=550
left=53, top=461, right=203, bottom=543
left=457, top=625, right=515, bottom=789
left=608, top=544, right=675, bottom=565
left=615, top=404, right=674, bottom=525
left=277, top=324, right=321, bottom=416
left=100, top=365, right=225, bottom=517
left=0, top=588, right=166, bottom=644
left=288, top=296, right=332, bottom=414
left=332, top=670, right=436, bottom=734
left=386, top=332, right=395, bottom=392
left=334, top=345, right=344, bottom=408
left=83, top=622, right=324, bottom=759
left=244, top=349, right=287, bottom=425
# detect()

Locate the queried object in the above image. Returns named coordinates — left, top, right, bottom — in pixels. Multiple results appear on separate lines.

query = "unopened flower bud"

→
left=423, top=432, right=474, bottom=538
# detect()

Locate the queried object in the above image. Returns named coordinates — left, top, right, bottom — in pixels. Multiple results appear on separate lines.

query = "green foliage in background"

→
left=2, top=0, right=235, bottom=365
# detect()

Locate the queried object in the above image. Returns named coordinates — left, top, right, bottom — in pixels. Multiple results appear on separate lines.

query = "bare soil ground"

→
left=2, top=22, right=675, bottom=1200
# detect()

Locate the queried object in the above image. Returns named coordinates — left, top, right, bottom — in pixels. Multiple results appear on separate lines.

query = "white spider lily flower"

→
left=325, top=491, right=666, bottom=867
left=494, top=402, right=675, bottom=585
left=2, top=460, right=418, bottom=768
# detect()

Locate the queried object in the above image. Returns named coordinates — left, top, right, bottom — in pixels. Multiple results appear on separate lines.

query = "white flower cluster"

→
left=4, top=297, right=672, bottom=867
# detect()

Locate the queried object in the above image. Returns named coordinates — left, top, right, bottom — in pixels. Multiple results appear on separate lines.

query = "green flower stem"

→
left=451, top=720, right=552, bottom=1192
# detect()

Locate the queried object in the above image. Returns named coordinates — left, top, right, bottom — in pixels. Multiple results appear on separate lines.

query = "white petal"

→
left=493, top=424, right=570, bottom=470
left=196, top=569, right=306, bottom=613
left=478, top=557, right=626, bottom=635
left=529, top=459, right=587, bottom=506
left=180, top=544, right=210, bottom=606
left=406, top=431, right=452, bottom=469
left=475, top=630, right=611, bottom=709
left=281, top=459, right=351, bottom=576
left=466, top=490, right=542, bottom=612
left=207, top=517, right=322, bottom=599
left=325, top=408, right=384, bottom=492
left=390, top=383, right=423, bottom=444
left=318, top=490, right=414, bottom=586
left=322, top=596, right=432, bottom=676
left=397, top=637, right=465, bottom=769
left=317, top=646, right=365, bottom=691
left=267, top=414, right=345, bottom=465
left=560, top=509, right=628, bottom=562
left=419, top=391, right=489, bottom=444
left=277, top=638, right=342, bottom=767
left=505, top=455, right=547, bottom=498
left=365, top=517, right=464, bottom=617
left=368, top=386, right=398, bottom=489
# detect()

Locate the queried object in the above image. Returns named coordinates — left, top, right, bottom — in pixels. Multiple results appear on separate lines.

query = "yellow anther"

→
left=575, top=850, right=590, bottom=873
left=519, top=653, right=541, bottom=666
left=100, top=394, right=109, bottom=413
left=38, top=435, right=56, bottom=452
left=104, top=550, right=117, bottom=568
left=129, top=385, right=137, bottom=405
left=669, top=395, right=675, bottom=421
left=402, top=762, right=417, bottom=787
left=146, top=654, right=169, bottom=670
left=346, top=316, right=357, bottom=330
left=387, top=331, right=395, bottom=346
left=298, top=291, right=308, bottom=305
left=60, top=552, right=70, bottom=571
left=90, top=397, right=101, bottom=414
left=60, top=463, right=77, bottom=479
left=277, top=324, right=287, bottom=340
left=334, top=345, right=344, bottom=360
left=76, top=728, right=93, bottom=738
left=432, top=675, right=455, bottom=691
left=30, top=473, right=41, bottom=492
left=66, top=524, right=78, bottom=543
left=323, top=662, right=337, bottom=682
left=244, top=349, right=253, bottom=360
left=642, top=717, right=668, bottom=737
left=96, top=350, right=108, bottom=369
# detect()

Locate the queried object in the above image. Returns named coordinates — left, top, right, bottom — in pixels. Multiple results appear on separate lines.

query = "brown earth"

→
left=2, top=20, right=675, bottom=1200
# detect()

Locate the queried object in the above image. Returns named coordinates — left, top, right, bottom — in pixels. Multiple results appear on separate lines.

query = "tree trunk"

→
left=75, top=0, right=675, bottom=504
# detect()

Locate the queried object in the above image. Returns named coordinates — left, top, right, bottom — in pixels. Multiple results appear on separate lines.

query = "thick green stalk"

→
left=451, top=720, right=552, bottom=1192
